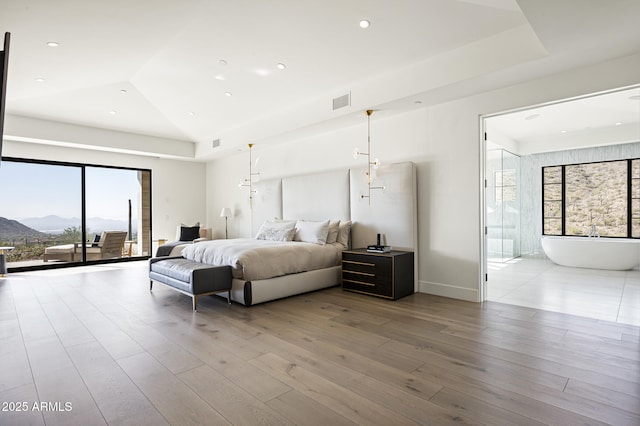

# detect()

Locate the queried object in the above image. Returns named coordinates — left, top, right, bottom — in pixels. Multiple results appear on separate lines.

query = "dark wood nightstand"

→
left=341, top=248, right=414, bottom=300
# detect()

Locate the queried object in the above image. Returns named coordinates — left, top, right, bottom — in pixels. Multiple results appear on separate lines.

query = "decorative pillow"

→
left=256, top=220, right=296, bottom=242
left=294, top=220, right=330, bottom=245
left=326, top=220, right=341, bottom=244
left=179, top=225, right=201, bottom=241
left=181, top=221, right=200, bottom=227
left=337, top=220, right=352, bottom=249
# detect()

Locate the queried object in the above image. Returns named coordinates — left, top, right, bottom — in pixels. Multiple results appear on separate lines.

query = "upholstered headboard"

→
left=251, top=161, right=417, bottom=254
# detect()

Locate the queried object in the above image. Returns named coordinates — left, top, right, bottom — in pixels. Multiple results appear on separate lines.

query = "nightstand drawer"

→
left=342, top=271, right=392, bottom=297
left=342, top=254, right=391, bottom=277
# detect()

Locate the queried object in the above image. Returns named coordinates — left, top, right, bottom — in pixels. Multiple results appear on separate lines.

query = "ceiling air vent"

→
left=212, top=138, right=221, bottom=148
left=332, top=93, right=350, bottom=111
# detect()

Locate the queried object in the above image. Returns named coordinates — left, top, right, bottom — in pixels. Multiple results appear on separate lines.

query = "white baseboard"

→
left=418, top=280, right=479, bottom=302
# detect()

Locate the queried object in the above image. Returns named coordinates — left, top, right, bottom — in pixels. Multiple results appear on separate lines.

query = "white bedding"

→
left=180, top=238, right=343, bottom=281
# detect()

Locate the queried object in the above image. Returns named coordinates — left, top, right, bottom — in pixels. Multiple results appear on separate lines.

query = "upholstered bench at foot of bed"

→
left=149, top=256, right=232, bottom=311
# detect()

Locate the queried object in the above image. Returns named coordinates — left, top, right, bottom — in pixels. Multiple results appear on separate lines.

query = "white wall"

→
left=207, top=51, right=640, bottom=303
left=3, top=139, right=207, bottom=245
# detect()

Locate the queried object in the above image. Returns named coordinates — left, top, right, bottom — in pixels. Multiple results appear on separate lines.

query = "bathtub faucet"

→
left=588, top=224, right=600, bottom=238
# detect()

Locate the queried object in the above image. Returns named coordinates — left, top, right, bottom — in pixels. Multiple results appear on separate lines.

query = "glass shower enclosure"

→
left=486, top=149, right=521, bottom=262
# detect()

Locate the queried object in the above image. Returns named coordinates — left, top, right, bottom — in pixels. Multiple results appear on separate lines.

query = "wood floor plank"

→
left=178, top=364, right=294, bottom=426
left=414, top=361, right=611, bottom=426
left=266, top=389, right=358, bottom=426
left=439, top=325, right=640, bottom=397
left=429, top=387, right=547, bottom=426
left=148, top=316, right=292, bottom=403
left=246, top=315, right=442, bottom=398
left=563, top=378, right=640, bottom=415
left=250, top=352, right=419, bottom=425
left=117, top=352, right=229, bottom=425
left=0, top=319, right=32, bottom=393
left=66, top=341, right=169, bottom=426
left=253, top=305, right=426, bottom=373
left=415, top=352, right=640, bottom=425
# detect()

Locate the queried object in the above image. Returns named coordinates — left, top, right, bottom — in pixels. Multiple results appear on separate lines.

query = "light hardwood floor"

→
left=1, top=261, right=639, bottom=425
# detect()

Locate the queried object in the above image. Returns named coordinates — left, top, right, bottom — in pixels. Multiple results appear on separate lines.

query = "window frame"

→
left=1, top=156, right=153, bottom=272
left=542, top=158, right=639, bottom=239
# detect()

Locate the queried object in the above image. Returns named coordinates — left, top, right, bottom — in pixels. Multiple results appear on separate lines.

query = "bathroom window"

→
left=543, top=166, right=563, bottom=235
left=543, top=159, right=640, bottom=238
left=565, top=161, right=627, bottom=237
left=632, top=159, right=640, bottom=237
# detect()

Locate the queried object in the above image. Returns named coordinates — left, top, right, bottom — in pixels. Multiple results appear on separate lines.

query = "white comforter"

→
left=180, top=238, right=343, bottom=281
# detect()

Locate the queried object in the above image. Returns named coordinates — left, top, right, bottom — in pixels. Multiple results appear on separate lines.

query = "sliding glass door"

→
left=85, top=167, right=152, bottom=258
left=0, top=158, right=151, bottom=271
left=0, top=160, right=83, bottom=266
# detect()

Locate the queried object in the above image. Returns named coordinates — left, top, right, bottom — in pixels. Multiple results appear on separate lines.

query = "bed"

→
left=180, top=218, right=351, bottom=305
left=176, top=161, right=417, bottom=306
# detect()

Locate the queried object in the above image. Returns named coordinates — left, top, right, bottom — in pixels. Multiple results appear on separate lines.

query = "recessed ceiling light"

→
left=224, top=92, right=232, bottom=97
left=214, top=74, right=225, bottom=81
left=188, top=111, right=195, bottom=116
left=359, top=20, right=370, bottom=28
left=616, top=122, right=623, bottom=126
left=46, top=41, right=59, bottom=47
left=414, top=100, right=423, bottom=104
left=560, top=130, right=567, bottom=134
left=276, top=63, right=286, bottom=70
left=629, top=95, right=640, bottom=101
left=525, top=113, right=540, bottom=120
left=35, top=78, right=45, bottom=82
left=219, top=59, right=228, bottom=66
left=120, top=89, right=127, bottom=94
left=109, top=110, right=117, bottom=115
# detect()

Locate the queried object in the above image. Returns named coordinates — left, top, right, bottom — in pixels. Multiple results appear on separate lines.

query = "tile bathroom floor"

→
left=487, top=257, right=640, bottom=326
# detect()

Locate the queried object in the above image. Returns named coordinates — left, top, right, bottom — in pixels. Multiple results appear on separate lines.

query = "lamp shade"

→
left=220, top=207, right=232, bottom=218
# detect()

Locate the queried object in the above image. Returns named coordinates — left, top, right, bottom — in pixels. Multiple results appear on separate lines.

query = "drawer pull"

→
left=343, top=270, right=375, bottom=277
left=343, top=260, right=375, bottom=267
left=343, top=279, right=375, bottom=287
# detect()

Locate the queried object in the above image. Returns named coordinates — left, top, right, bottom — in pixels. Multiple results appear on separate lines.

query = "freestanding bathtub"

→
left=541, top=235, right=640, bottom=270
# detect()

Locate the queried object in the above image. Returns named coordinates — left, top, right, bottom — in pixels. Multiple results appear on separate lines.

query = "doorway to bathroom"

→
left=482, top=85, right=640, bottom=326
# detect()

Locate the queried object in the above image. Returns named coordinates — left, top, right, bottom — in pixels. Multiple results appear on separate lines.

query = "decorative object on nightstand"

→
left=367, top=233, right=391, bottom=253
left=342, top=248, right=414, bottom=300
left=220, top=207, right=232, bottom=239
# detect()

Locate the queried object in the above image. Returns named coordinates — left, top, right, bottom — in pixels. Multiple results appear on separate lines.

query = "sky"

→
left=0, top=161, right=140, bottom=220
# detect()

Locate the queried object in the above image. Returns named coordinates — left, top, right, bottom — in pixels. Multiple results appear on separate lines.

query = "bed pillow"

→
left=326, top=220, right=341, bottom=244
left=255, top=220, right=296, bottom=242
left=337, top=220, right=352, bottom=249
left=179, top=225, right=201, bottom=241
left=294, top=220, right=330, bottom=245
